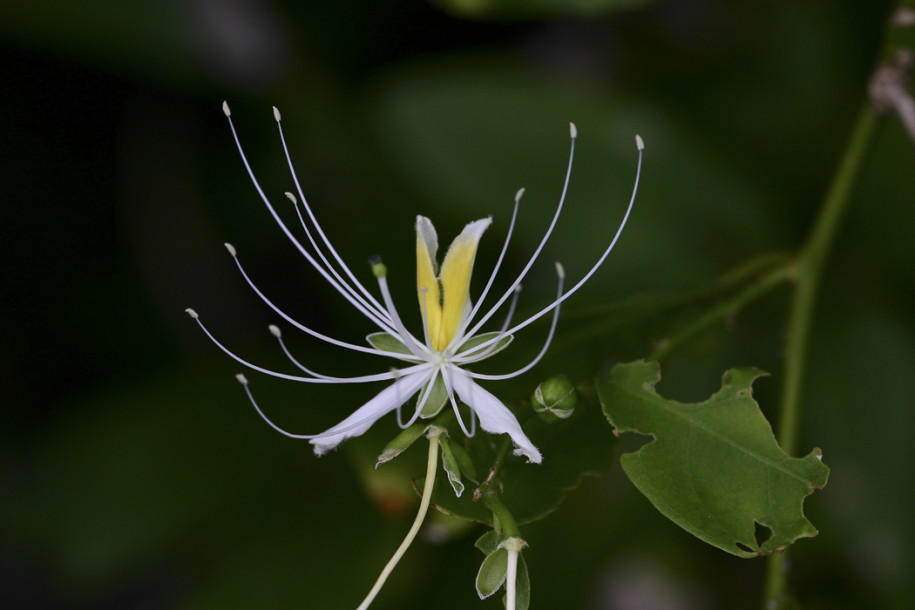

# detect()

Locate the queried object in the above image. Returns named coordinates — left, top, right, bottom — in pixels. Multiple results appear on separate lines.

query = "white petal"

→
left=310, top=369, right=432, bottom=455
left=449, top=369, right=542, bottom=463
left=415, top=215, right=439, bottom=273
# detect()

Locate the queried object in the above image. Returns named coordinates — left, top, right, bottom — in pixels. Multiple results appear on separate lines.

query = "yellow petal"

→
left=416, top=216, right=443, bottom=346
left=436, top=218, right=491, bottom=351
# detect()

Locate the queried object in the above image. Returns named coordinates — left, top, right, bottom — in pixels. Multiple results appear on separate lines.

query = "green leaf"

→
left=514, top=553, right=531, bottom=610
left=366, top=332, right=415, bottom=357
left=456, top=332, right=513, bottom=358
left=375, top=420, right=429, bottom=467
left=475, top=547, right=508, bottom=599
left=475, top=530, right=501, bottom=554
left=428, top=392, right=618, bottom=525
left=439, top=437, right=466, bottom=497
left=596, top=360, right=829, bottom=557
left=418, top=373, right=449, bottom=418
left=449, top=439, right=478, bottom=481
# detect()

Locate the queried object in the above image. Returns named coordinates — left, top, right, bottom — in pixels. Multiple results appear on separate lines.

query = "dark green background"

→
left=2, top=0, right=912, bottom=608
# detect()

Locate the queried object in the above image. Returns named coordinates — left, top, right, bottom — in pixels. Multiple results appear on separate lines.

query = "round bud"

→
left=531, top=374, right=577, bottom=422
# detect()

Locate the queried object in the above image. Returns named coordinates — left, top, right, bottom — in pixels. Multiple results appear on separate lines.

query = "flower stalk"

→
left=357, top=426, right=445, bottom=610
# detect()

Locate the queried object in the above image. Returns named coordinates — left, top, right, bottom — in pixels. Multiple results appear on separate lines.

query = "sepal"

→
left=375, top=421, right=428, bottom=468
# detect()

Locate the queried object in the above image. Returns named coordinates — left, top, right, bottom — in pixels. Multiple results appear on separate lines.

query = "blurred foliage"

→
left=1, top=0, right=913, bottom=609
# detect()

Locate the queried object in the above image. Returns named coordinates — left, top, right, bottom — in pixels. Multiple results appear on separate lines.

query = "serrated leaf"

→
left=475, top=547, right=508, bottom=599
left=428, top=394, right=617, bottom=525
left=596, top=360, right=829, bottom=557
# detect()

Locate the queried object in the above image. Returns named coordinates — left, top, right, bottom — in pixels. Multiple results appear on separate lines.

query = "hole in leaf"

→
left=616, top=431, right=654, bottom=453
left=735, top=542, right=755, bottom=554
left=754, top=521, right=773, bottom=547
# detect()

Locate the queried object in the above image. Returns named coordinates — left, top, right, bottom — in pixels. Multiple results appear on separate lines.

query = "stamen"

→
left=500, top=137, right=644, bottom=338
left=186, top=309, right=430, bottom=384
left=237, top=373, right=424, bottom=440
left=451, top=284, right=522, bottom=363
left=224, top=244, right=407, bottom=359
left=463, top=123, right=578, bottom=340
left=400, top=370, right=438, bottom=429
left=469, top=262, right=565, bottom=381
left=270, top=324, right=383, bottom=381
left=272, top=109, right=390, bottom=325
left=286, top=191, right=392, bottom=324
left=373, top=259, right=433, bottom=359
left=224, top=108, right=394, bottom=334
left=447, top=187, right=523, bottom=352
left=441, top=368, right=474, bottom=437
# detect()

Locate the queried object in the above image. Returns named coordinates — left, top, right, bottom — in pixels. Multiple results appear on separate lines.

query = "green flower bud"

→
left=531, top=374, right=577, bottom=422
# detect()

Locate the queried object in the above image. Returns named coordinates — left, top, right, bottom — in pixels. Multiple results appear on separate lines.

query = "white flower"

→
left=187, top=102, right=644, bottom=464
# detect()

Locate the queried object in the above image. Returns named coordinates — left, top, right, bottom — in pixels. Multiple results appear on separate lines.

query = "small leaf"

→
left=429, top=393, right=617, bottom=525
left=449, top=439, right=478, bottom=481
left=596, top=360, right=829, bottom=557
left=475, top=547, right=508, bottom=599
left=457, top=332, right=513, bottom=358
left=475, top=530, right=501, bottom=554
left=366, top=332, right=415, bottom=357
left=418, top=373, right=449, bottom=418
left=514, top=553, right=531, bottom=610
left=439, top=438, right=465, bottom=497
left=375, top=421, right=428, bottom=467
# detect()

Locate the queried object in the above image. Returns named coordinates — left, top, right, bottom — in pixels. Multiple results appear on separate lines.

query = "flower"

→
left=186, top=102, right=643, bottom=464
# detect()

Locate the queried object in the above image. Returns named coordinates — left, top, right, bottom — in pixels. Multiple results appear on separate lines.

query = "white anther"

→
left=555, top=262, right=565, bottom=279
left=185, top=308, right=199, bottom=319
left=224, top=242, right=237, bottom=257
left=515, top=187, right=525, bottom=203
left=222, top=101, right=231, bottom=117
left=285, top=191, right=297, bottom=203
left=273, top=106, right=281, bottom=122
left=235, top=373, right=249, bottom=385
left=269, top=324, right=282, bottom=337
left=635, top=134, right=645, bottom=151
left=569, top=122, right=578, bottom=139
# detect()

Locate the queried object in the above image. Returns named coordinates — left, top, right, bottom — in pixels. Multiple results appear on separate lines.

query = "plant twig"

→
left=762, top=101, right=879, bottom=610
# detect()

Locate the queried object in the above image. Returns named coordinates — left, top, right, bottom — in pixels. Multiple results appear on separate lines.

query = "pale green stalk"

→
left=357, top=429, right=442, bottom=610
left=763, top=104, right=878, bottom=609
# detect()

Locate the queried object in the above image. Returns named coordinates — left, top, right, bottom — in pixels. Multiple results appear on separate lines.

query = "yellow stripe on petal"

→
left=416, top=216, right=443, bottom=347
left=417, top=216, right=492, bottom=351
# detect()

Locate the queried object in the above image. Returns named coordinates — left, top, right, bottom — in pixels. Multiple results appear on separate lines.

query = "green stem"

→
left=649, top=261, right=793, bottom=361
left=763, top=105, right=878, bottom=609
left=357, top=429, right=443, bottom=610
left=487, top=498, right=522, bottom=538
